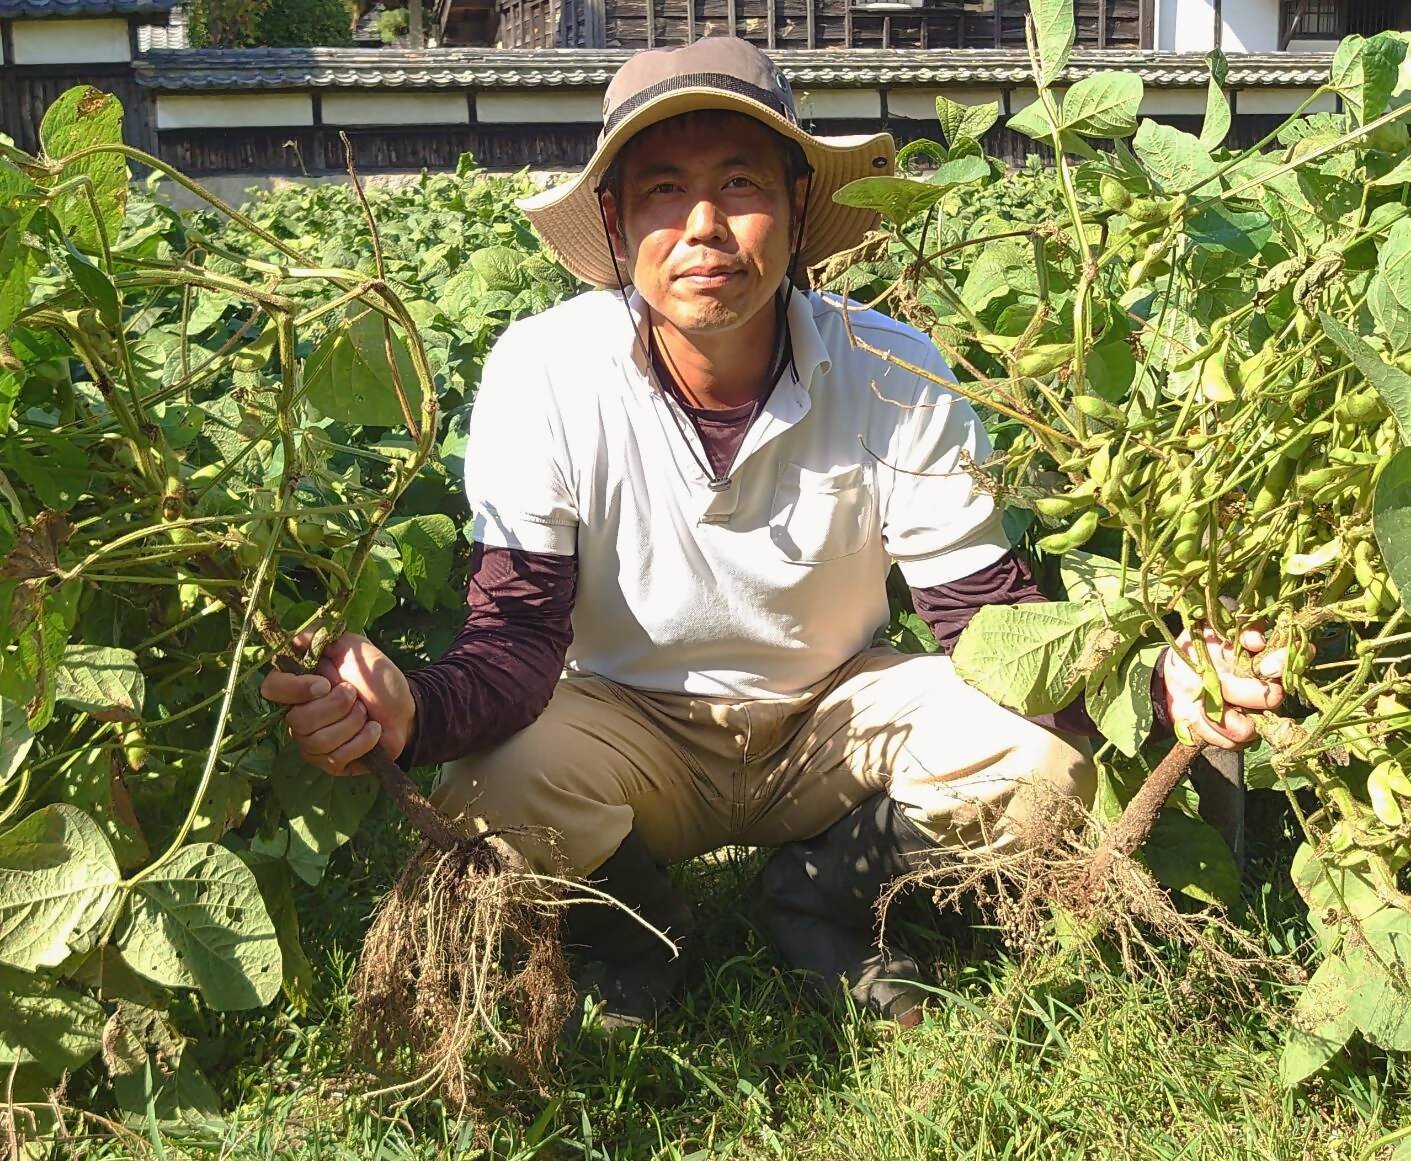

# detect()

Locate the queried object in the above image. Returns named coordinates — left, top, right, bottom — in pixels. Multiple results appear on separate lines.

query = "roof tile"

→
left=133, top=47, right=1335, bottom=92
left=1, top=0, right=177, bottom=15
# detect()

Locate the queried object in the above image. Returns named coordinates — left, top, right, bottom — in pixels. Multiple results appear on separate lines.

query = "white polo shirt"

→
left=463, top=286, right=1009, bottom=699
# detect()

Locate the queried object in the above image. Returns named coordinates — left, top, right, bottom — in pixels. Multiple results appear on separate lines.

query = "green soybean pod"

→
left=1248, top=455, right=1297, bottom=519
left=1035, top=508, right=1100, bottom=555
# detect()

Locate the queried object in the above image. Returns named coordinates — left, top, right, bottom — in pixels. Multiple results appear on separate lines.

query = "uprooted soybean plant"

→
left=5, top=0, right=1411, bottom=1144
left=0, top=90, right=577, bottom=1144
left=830, top=0, right=1411, bottom=1085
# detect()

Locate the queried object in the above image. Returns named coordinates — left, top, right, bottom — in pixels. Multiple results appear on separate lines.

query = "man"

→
left=262, top=38, right=1286, bottom=1028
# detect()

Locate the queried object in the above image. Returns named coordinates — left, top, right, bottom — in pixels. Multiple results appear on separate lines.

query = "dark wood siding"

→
left=494, top=0, right=1142, bottom=51
left=1, top=63, right=154, bottom=155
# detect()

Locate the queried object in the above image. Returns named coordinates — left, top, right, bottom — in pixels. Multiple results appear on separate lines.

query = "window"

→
left=1281, top=0, right=1341, bottom=39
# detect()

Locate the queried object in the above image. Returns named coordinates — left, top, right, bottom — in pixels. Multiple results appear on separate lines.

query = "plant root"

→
left=347, top=830, right=574, bottom=1118
left=888, top=773, right=1295, bottom=1001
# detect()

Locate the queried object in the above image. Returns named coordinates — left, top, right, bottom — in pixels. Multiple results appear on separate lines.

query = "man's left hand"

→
left=1162, top=625, right=1290, bottom=751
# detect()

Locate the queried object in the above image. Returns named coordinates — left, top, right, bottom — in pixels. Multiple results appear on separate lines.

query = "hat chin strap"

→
left=593, top=171, right=813, bottom=491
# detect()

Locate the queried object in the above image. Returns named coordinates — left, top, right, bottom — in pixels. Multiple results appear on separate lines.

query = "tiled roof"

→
left=134, top=47, right=1336, bottom=91
left=0, top=0, right=178, bottom=15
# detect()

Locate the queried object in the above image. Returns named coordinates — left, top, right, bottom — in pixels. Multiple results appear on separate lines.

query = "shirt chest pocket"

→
left=769, top=462, right=874, bottom=564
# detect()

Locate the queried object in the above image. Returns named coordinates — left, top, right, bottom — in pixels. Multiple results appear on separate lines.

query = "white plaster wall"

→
left=156, top=93, right=314, bottom=130
left=795, top=88, right=882, bottom=121
left=11, top=18, right=131, bottom=64
left=1237, top=87, right=1338, bottom=114
left=1139, top=87, right=1207, bottom=115
left=1157, top=0, right=1280, bottom=53
left=475, top=91, right=603, bottom=123
left=322, top=92, right=469, bottom=126
left=886, top=87, right=1001, bottom=119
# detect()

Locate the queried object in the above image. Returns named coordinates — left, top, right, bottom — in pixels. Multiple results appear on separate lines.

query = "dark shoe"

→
left=561, top=831, right=695, bottom=1028
left=755, top=793, right=945, bottom=1024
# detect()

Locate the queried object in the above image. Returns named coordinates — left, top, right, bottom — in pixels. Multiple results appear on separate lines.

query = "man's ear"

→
left=600, top=191, right=628, bottom=261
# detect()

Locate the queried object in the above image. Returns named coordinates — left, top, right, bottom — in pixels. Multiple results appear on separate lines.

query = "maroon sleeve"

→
left=397, top=543, right=575, bottom=769
left=910, top=549, right=1172, bottom=739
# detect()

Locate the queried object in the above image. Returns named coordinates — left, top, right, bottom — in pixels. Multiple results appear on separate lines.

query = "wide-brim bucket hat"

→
left=517, top=36, right=896, bottom=288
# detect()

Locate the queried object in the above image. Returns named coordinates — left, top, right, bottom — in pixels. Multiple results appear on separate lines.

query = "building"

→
left=0, top=0, right=179, bottom=152
left=1, top=0, right=1407, bottom=181
left=480, top=0, right=1411, bottom=51
left=1154, top=0, right=1411, bottom=54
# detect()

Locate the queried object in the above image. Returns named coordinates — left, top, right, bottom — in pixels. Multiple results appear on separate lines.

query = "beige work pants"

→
left=430, top=646, right=1096, bottom=876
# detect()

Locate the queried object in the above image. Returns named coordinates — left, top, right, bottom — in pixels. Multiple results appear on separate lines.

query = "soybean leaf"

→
left=1087, top=641, right=1162, bottom=758
left=5, top=429, right=89, bottom=513
left=1331, top=33, right=1407, bottom=126
left=1062, top=72, right=1143, bottom=138
left=0, top=212, right=37, bottom=336
left=304, top=310, right=422, bottom=428
left=1378, top=217, right=1411, bottom=315
left=834, top=164, right=985, bottom=226
left=99, top=1000, right=179, bottom=1079
left=0, top=370, right=18, bottom=432
left=1373, top=154, right=1411, bottom=186
left=1007, top=100, right=1054, bottom=141
left=1133, top=121, right=1220, bottom=195
left=1280, top=954, right=1355, bottom=1087
left=66, top=944, right=171, bottom=1009
left=1377, top=453, right=1411, bottom=617
left=1363, top=907, right=1411, bottom=971
left=388, top=513, right=458, bottom=612
left=1, top=697, right=33, bottom=798
left=833, top=176, right=944, bottom=226
left=1086, top=338, right=1137, bottom=401
left=961, top=239, right=1037, bottom=313
left=952, top=599, right=1143, bottom=716
left=61, top=241, right=119, bottom=327
left=1321, top=313, right=1411, bottom=444
left=4, top=580, right=79, bottom=732
left=55, top=643, right=144, bottom=721
left=0, top=805, right=120, bottom=972
left=122, top=842, right=281, bottom=1011
left=189, top=769, right=251, bottom=844
left=1200, top=49, right=1232, bottom=149
left=1291, top=842, right=1387, bottom=949
left=230, top=321, right=277, bottom=374
left=0, top=964, right=104, bottom=1076
left=271, top=744, right=378, bottom=887
left=111, top=1042, right=224, bottom=1136
left=38, top=86, right=127, bottom=255
left=470, top=245, right=527, bottom=293
left=341, top=543, right=399, bottom=634
left=0, top=158, right=35, bottom=201
left=1186, top=205, right=1271, bottom=258
left=242, top=852, right=314, bottom=1011
left=1344, top=944, right=1411, bottom=1051
left=1030, top=0, right=1075, bottom=87
left=930, top=155, right=992, bottom=190
left=52, top=748, right=148, bottom=871
left=1141, top=808, right=1240, bottom=909
left=935, top=95, right=999, bottom=146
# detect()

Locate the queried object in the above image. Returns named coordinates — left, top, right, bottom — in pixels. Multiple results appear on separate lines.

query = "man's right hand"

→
left=260, top=632, right=415, bottom=775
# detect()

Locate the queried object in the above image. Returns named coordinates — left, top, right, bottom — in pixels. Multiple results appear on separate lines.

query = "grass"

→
left=54, top=792, right=1411, bottom=1161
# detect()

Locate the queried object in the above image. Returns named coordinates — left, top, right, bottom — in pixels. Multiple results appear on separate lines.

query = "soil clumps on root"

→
left=884, top=754, right=1293, bottom=999
left=346, top=756, right=575, bottom=1117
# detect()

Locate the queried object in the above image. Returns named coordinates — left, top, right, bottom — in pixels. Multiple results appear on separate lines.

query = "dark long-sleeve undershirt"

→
left=397, top=398, right=1165, bottom=767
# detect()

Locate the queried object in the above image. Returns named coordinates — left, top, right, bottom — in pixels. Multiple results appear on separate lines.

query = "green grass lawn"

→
left=70, top=793, right=1409, bottom=1161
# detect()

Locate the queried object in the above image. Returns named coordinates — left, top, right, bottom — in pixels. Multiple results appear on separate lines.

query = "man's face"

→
left=604, top=114, right=804, bottom=337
